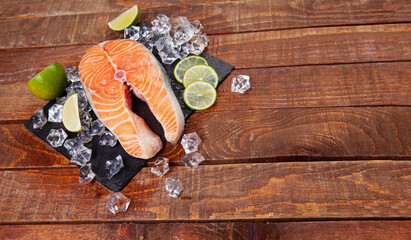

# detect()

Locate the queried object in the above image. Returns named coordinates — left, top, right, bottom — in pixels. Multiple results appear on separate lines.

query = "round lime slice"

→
left=183, top=81, right=217, bottom=110
left=108, top=5, right=140, bottom=31
left=27, top=62, right=68, bottom=101
left=174, top=56, right=208, bottom=83
left=183, top=64, right=219, bottom=88
left=62, top=93, right=81, bottom=132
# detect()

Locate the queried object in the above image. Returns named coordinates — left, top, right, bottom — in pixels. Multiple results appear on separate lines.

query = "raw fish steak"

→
left=79, top=39, right=184, bottom=159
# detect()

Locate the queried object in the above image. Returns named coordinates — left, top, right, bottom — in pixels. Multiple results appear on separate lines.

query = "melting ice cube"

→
left=181, top=132, right=202, bottom=154
left=181, top=152, right=205, bottom=168
left=46, top=128, right=68, bottom=148
left=231, top=75, right=250, bottom=93
left=107, top=192, right=131, bottom=214
left=151, top=157, right=169, bottom=177
left=32, top=108, right=47, bottom=129
left=106, top=155, right=124, bottom=179
left=165, top=177, right=183, bottom=198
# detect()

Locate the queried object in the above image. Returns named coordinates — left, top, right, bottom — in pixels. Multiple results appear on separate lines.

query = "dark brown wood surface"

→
left=1, top=221, right=411, bottom=240
left=0, top=0, right=410, bottom=238
left=1, top=161, right=410, bottom=222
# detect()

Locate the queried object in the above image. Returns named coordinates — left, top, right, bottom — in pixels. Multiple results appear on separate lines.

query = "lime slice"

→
left=174, top=56, right=208, bottom=83
left=27, top=62, right=68, bottom=101
left=108, top=5, right=140, bottom=31
left=183, top=64, right=219, bottom=88
left=62, top=94, right=81, bottom=132
left=183, top=81, right=217, bottom=110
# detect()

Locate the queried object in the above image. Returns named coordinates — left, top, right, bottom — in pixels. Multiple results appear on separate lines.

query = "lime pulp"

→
left=174, top=56, right=208, bottom=83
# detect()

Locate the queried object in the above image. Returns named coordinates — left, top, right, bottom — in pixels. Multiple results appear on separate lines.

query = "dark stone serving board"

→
left=24, top=51, right=234, bottom=192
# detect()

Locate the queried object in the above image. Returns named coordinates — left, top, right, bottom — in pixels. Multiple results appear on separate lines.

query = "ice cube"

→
left=79, top=163, right=95, bottom=185
left=46, top=128, right=68, bottom=148
left=138, top=38, right=154, bottom=51
left=124, top=26, right=140, bottom=41
left=151, top=14, right=171, bottom=35
left=154, top=34, right=176, bottom=52
left=181, top=132, right=202, bottom=154
left=140, top=25, right=154, bottom=40
left=80, top=111, right=92, bottom=128
left=70, top=145, right=92, bottom=166
left=32, top=108, right=47, bottom=129
left=231, top=75, right=250, bottom=93
left=191, top=20, right=204, bottom=34
left=189, top=33, right=209, bottom=55
left=48, top=103, right=63, bottom=123
left=170, top=16, right=195, bottom=45
left=56, top=96, right=67, bottom=105
left=66, top=82, right=83, bottom=96
left=177, top=42, right=191, bottom=59
left=158, top=49, right=181, bottom=65
left=165, top=177, right=183, bottom=198
left=151, top=157, right=169, bottom=177
left=90, top=119, right=105, bottom=136
left=106, top=155, right=124, bottom=179
left=107, top=192, right=131, bottom=214
left=64, top=65, right=81, bottom=83
left=99, top=131, right=117, bottom=147
left=77, top=90, right=90, bottom=112
left=181, top=152, right=205, bottom=168
left=77, top=126, right=93, bottom=144
left=63, top=137, right=83, bottom=157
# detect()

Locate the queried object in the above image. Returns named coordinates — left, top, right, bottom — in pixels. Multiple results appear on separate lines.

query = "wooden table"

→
left=1, top=0, right=411, bottom=239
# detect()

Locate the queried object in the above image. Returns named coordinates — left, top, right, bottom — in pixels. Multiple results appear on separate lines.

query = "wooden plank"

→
left=0, top=161, right=410, bottom=222
left=1, top=0, right=411, bottom=48
left=1, top=107, right=411, bottom=168
left=1, top=62, right=410, bottom=121
left=0, top=23, right=409, bottom=85
left=2, top=62, right=410, bottom=122
left=1, top=221, right=411, bottom=239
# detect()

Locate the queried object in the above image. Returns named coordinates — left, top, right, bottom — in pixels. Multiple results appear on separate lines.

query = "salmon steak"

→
left=78, top=39, right=185, bottom=159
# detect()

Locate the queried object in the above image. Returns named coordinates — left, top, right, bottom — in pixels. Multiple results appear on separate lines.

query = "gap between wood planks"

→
left=1, top=157, right=410, bottom=172
left=1, top=218, right=411, bottom=226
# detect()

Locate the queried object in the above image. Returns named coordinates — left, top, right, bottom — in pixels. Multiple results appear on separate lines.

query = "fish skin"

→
left=79, top=39, right=184, bottom=159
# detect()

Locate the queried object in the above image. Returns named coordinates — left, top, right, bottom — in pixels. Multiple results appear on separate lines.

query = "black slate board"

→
left=24, top=52, right=234, bottom=192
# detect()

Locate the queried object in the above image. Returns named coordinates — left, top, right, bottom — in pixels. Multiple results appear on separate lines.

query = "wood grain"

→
left=1, top=0, right=411, bottom=48
left=1, top=107, right=410, bottom=168
left=2, top=62, right=410, bottom=122
left=1, top=23, right=409, bottom=83
left=1, top=221, right=411, bottom=240
left=0, top=161, right=410, bottom=223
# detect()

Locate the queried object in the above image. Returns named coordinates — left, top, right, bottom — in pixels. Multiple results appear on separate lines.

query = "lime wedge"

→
left=174, top=56, right=208, bottom=83
left=62, top=94, right=81, bottom=132
left=183, top=81, right=217, bottom=110
left=27, top=62, right=68, bottom=100
left=183, top=64, right=219, bottom=88
left=108, top=5, right=140, bottom=31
